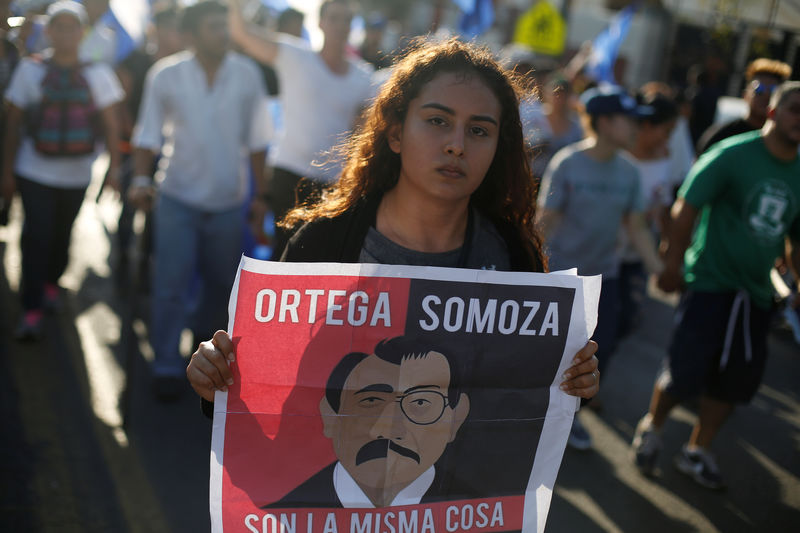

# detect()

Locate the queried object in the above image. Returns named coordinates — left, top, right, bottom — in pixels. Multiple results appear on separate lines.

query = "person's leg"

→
left=593, top=277, right=621, bottom=376
left=617, top=260, right=646, bottom=338
left=46, top=185, right=87, bottom=288
left=647, top=381, right=681, bottom=429
left=689, top=396, right=735, bottom=448
left=192, top=205, right=243, bottom=343
left=685, top=296, right=772, bottom=449
left=137, top=208, right=155, bottom=291
left=632, top=291, right=731, bottom=474
left=150, top=194, right=199, bottom=379
left=116, top=156, right=135, bottom=275
left=16, top=177, right=56, bottom=313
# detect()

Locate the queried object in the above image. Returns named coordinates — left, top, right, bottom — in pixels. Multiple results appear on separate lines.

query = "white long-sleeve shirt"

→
left=133, top=50, right=270, bottom=211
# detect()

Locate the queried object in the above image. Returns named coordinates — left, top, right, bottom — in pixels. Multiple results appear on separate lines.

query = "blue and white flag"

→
left=585, top=3, right=638, bottom=85
left=453, top=0, right=494, bottom=39
left=103, top=0, right=151, bottom=63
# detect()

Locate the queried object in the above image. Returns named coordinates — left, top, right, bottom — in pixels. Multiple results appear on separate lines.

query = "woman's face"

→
left=46, top=14, right=84, bottom=53
left=388, top=72, right=502, bottom=206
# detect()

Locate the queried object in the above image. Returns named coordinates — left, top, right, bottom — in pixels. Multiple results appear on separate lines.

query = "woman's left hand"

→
left=560, top=340, right=599, bottom=399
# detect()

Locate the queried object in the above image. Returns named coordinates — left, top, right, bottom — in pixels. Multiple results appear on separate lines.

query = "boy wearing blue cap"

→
left=537, top=86, right=663, bottom=450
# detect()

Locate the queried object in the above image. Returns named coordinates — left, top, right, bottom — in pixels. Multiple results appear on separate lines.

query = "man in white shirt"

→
left=229, top=0, right=375, bottom=257
left=130, top=0, right=269, bottom=400
left=265, top=336, right=472, bottom=508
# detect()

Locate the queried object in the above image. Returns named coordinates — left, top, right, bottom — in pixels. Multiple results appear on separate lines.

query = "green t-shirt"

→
left=679, top=131, right=800, bottom=309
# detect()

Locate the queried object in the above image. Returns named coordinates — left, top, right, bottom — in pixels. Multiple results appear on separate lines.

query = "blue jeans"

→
left=150, top=194, right=243, bottom=378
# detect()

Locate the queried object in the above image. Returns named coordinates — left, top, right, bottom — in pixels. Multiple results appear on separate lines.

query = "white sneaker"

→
left=674, top=445, right=725, bottom=490
left=631, top=415, right=661, bottom=476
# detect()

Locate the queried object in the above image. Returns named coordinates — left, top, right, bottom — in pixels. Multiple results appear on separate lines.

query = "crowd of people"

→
left=2, top=0, right=799, bottom=505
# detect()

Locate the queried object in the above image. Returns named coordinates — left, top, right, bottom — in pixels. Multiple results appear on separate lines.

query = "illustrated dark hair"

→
left=283, top=37, right=547, bottom=270
left=324, top=335, right=463, bottom=413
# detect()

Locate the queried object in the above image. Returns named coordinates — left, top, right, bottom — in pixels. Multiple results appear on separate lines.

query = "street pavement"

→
left=1, top=174, right=799, bottom=532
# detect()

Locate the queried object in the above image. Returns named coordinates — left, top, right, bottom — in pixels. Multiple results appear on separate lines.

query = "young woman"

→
left=187, top=38, right=599, bottom=405
left=2, top=1, right=122, bottom=340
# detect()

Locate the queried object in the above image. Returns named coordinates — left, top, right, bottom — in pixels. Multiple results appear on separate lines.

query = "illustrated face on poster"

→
left=211, top=260, right=599, bottom=533
left=320, top=339, right=470, bottom=507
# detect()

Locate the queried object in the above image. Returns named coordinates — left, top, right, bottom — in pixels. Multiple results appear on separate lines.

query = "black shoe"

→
left=153, top=375, right=183, bottom=403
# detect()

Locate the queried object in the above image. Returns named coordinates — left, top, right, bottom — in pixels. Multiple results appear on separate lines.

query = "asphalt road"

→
left=1, top=176, right=798, bottom=532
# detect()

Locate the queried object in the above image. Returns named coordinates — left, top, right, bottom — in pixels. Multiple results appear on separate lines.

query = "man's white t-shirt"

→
left=4, top=57, right=124, bottom=189
left=272, top=35, right=375, bottom=182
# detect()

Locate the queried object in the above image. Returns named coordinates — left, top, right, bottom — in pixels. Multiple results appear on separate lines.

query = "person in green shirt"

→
left=631, top=81, right=800, bottom=490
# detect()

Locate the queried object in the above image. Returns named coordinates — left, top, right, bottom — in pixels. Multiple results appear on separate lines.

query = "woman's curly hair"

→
left=283, top=37, right=546, bottom=269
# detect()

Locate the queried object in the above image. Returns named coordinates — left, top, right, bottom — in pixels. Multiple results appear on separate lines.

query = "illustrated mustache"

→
left=355, top=439, right=420, bottom=465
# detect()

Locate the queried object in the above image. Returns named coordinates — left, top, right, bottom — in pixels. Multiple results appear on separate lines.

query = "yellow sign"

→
left=513, top=1, right=567, bottom=57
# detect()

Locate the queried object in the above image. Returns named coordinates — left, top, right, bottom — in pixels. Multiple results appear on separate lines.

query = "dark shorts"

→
left=659, top=290, right=773, bottom=404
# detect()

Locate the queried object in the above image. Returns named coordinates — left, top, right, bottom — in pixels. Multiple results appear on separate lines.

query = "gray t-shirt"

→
left=359, top=210, right=511, bottom=271
left=538, top=139, right=644, bottom=278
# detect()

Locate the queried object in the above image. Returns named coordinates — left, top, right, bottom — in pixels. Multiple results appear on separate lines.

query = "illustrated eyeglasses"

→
left=396, top=390, right=449, bottom=425
left=752, top=81, right=777, bottom=96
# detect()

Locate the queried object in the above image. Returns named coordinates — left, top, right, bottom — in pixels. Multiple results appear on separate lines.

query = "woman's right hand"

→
left=187, top=330, right=236, bottom=402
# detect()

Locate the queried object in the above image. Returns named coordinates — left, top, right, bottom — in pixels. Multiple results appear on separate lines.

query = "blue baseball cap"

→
left=580, top=86, right=654, bottom=118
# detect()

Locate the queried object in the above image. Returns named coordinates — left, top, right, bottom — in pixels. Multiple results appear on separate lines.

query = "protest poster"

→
left=210, top=257, right=600, bottom=533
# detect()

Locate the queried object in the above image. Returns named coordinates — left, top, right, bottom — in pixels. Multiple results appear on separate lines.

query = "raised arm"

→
left=228, top=0, right=279, bottom=65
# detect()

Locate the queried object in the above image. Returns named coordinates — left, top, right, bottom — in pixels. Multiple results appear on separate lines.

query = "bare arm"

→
left=132, top=146, right=156, bottom=178
left=128, top=146, right=157, bottom=210
left=228, top=0, right=279, bottom=66
left=657, top=198, right=699, bottom=292
left=1, top=102, right=22, bottom=201
left=624, top=211, right=664, bottom=276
